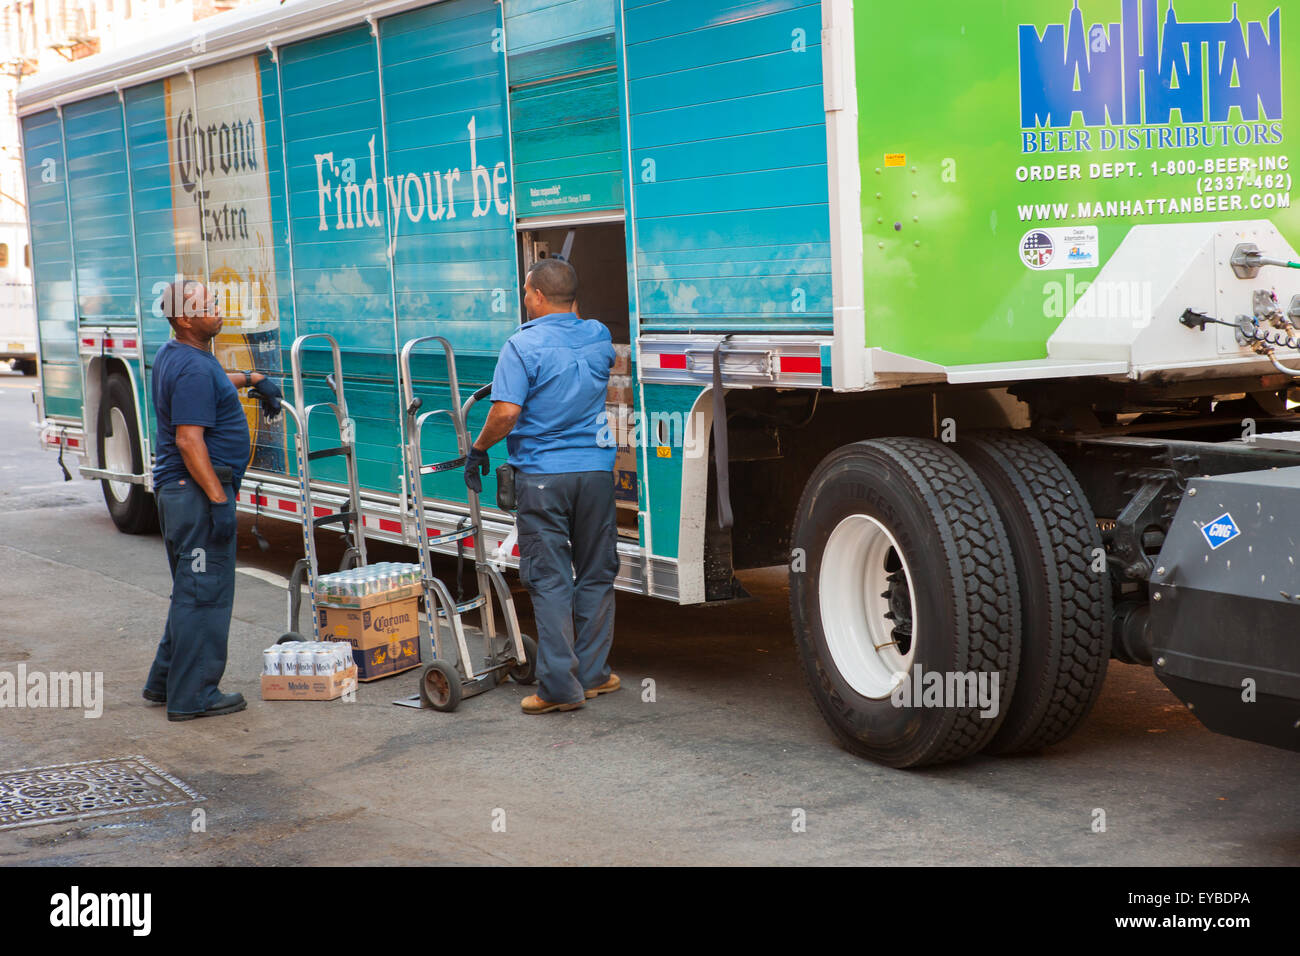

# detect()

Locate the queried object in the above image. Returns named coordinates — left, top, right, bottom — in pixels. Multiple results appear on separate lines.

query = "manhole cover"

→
left=0, top=756, right=203, bottom=831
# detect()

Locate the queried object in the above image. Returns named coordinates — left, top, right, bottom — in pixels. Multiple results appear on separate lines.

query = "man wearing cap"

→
left=142, top=278, right=282, bottom=721
left=466, top=258, right=621, bottom=714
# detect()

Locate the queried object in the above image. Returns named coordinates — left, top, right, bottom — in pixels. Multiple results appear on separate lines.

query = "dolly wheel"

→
left=276, top=632, right=303, bottom=645
left=419, top=660, right=462, bottom=712
left=509, top=634, right=538, bottom=685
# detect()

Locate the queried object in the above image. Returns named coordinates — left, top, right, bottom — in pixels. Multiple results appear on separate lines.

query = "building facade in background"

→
left=1, top=0, right=256, bottom=371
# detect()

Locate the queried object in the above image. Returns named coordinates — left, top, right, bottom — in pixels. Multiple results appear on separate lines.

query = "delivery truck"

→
left=0, top=220, right=36, bottom=375
left=16, top=0, right=1300, bottom=765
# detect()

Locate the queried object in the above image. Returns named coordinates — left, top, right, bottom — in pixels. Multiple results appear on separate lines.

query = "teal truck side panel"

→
left=257, top=50, right=298, bottom=375
left=637, top=383, right=701, bottom=560
left=507, top=0, right=622, bottom=217
left=62, top=94, right=138, bottom=326
left=19, top=0, right=846, bottom=585
left=277, top=1, right=517, bottom=501
left=279, top=23, right=402, bottom=493
left=20, top=109, right=81, bottom=416
left=624, top=0, right=831, bottom=332
left=123, top=80, right=175, bottom=451
left=381, top=0, right=518, bottom=506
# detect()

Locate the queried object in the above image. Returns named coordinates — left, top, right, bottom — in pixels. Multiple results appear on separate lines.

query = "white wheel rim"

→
left=818, top=514, right=917, bottom=699
left=104, top=406, right=133, bottom=503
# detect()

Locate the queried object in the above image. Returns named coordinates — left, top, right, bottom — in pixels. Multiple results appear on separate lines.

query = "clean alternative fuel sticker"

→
left=1020, top=226, right=1099, bottom=271
left=1201, top=513, right=1241, bottom=550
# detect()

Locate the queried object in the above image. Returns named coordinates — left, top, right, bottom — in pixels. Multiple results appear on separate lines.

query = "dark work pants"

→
left=145, top=476, right=237, bottom=715
left=516, top=471, right=619, bottom=705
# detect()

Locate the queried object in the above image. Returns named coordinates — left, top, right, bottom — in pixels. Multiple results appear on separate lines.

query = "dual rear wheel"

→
left=98, top=372, right=159, bottom=535
left=790, top=433, right=1109, bottom=767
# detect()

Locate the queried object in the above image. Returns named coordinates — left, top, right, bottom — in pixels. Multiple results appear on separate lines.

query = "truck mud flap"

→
left=1150, top=467, right=1300, bottom=753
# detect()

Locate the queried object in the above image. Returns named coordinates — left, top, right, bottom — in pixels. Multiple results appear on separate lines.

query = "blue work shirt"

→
left=491, top=312, right=616, bottom=474
left=151, top=339, right=251, bottom=491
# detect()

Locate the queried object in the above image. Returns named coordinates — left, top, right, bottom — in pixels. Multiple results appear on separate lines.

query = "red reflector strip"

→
left=379, top=518, right=401, bottom=533
left=427, top=529, right=440, bottom=537
left=512, top=544, right=520, bottom=557
left=122, top=339, right=137, bottom=348
left=67, top=439, right=79, bottom=448
left=779, top=356, right=821, bottom=374
left=659, top=353, right=687, bottom=369
left=254, top=494, right=268, bottom=506
left=277, top=500, right=297, bottom=512
left=313, top=506, right=330, bottom=517
left=103, top=338, right=115, bottom=348
left=81, top=338, right=94, bottom=347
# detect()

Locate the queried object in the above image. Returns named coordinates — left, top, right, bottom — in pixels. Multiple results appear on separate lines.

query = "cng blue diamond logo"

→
left=1201, top=513, right=1241, bottom=550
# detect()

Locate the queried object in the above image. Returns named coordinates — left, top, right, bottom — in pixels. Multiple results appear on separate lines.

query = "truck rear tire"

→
left=956, top=432, right=1111, bottom=753
left=98, top=373, right=159, bottom=535
left=789, top=438, right=1021, bottom=767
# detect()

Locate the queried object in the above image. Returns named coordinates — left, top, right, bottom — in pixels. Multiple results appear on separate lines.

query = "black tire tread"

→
left=962, top=432, right=1111, bottom=752
left=791, top=437, right=1021, bottom=766
left=99, top=373, right=159, bottom=535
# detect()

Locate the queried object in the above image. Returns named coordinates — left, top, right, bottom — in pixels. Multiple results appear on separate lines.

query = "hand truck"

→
left=392, top=335, right=534, bottom=712
left=275, top=333, right=371, bottom=644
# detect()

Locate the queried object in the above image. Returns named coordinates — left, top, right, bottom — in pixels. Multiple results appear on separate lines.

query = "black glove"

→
left=210, top=497, right=237, bottom=543
left=250, top=376, right=283, bottom=415
left=464, top=446, right=489, bottom=494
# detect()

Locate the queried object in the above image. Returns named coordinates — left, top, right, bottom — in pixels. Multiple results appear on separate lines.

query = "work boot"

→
left=141, top=687, right=166, bottom=705
left=168, top=692, right=247, bottom=722
left=521, top=694, right=584, bottom=715
left=584, top=673, right=621, bottom=699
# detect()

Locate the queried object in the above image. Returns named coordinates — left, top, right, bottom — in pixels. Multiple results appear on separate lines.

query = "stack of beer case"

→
left=608, top=344, right=638, bottom=523
left=315, top=576, right=423, bottom=682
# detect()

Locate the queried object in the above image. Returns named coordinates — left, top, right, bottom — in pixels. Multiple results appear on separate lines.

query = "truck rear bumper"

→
left=39, top=420, right=86, bottom=456
left=1151, top=464, right=1300, bottom=753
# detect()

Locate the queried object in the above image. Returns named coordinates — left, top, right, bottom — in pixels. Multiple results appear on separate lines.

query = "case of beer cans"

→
left=313, top=563, right=423, bottom=610
left=260, top=641, right=358, bottom=701
left=314, top=565, right=424, bottom=682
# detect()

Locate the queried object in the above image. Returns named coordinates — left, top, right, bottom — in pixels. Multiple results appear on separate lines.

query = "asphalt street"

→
left=0, top=367, right=1296, bottom=865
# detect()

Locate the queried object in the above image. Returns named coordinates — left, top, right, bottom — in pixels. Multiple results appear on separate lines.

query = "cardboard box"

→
left=615, top=446, right=638, bottom=503
left=317, top=596, right=422, bottom=682
left=612, top=344, right=632, bottom=376
left=351, top=635, right=421, bottom=682
left=262, top=665, right=357, bottom=701
left=607, top=374, right=633, bottom=406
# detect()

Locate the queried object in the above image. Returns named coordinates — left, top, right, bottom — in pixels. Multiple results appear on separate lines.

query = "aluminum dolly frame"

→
left=392, top=335, right=533, bottom=712
left=277, top=333, right=371, bottom=643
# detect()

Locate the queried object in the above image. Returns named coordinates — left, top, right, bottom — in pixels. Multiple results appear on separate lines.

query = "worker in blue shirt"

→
left=466, top=258, right=621, bottom=714
left=142, top=278, right=281, bottom=721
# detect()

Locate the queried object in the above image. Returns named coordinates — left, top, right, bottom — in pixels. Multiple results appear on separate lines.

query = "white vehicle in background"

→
left=0, top=223, right=36, bottom=376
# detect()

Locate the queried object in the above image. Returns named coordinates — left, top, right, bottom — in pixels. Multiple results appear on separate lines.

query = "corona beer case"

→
left=615, top=447, right=638, bottom=506
left=317, top=597, right=422, bottom=682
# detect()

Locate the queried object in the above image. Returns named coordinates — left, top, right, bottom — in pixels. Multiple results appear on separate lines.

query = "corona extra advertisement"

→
left=165, top=55, right=285, bottom=472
